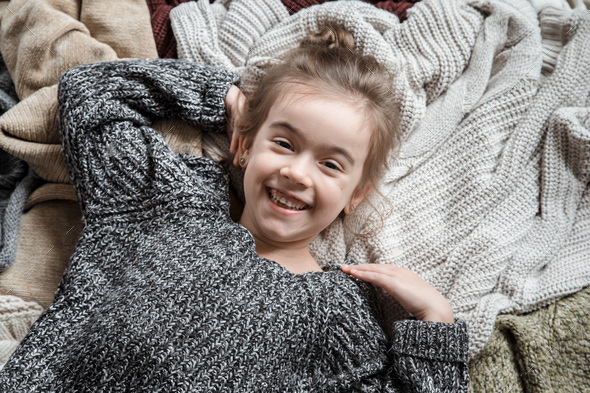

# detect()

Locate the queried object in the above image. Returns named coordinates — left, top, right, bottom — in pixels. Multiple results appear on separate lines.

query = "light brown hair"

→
left=239, top=23, right=401, bottom=191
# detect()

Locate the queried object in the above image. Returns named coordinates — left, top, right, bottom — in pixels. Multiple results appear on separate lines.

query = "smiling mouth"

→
left=267, top=188, right=310, bottom=211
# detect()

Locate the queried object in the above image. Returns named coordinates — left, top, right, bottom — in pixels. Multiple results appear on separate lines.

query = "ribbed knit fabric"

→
left=171, top=0, right=590, bottom=358
left=171, top=0, right=290, bottom=68
left=469, top=285, right=590, bottom=392
left=281, top=0, right=421, bottom=21
left=0, top=295, right=43, bottom=366
left=366, top=0, right=421, bottom=21
left=538, top=6, right=578, bottom=77
left=146, top=0, right=200, bottom=58
left=0, top=59, right=469, bottom=392
left=0, top=52, right=41, bottom=270
left=0, top=53, right=17, bottom=113
left=528, top=0, right=571, bottom=13
left=281, top=0, right=333, bottom=14
left=0, top=166, right=42, bottom=270
left=0, top=0, right=158, bottom=184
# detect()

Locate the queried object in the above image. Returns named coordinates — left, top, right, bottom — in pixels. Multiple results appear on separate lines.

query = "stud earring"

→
left=349, top=205, right=355, bottom=213
left=239, top=157, right=246, bottom=166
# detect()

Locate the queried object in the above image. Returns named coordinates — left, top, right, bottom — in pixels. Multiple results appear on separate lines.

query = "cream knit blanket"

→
left=171, top=0, right=590, bottom=358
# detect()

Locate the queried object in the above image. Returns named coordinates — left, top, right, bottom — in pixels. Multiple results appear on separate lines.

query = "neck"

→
left=251, top=235, right=323, bottom=274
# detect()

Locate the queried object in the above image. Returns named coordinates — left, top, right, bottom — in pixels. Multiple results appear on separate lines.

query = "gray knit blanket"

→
left=171, top=0, right=590, bottom=357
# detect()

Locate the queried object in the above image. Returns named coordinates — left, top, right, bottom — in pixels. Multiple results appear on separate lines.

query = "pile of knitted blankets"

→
left=169, top=0, right=590, bottom=358
left=0, top=0, right=588, bottom=390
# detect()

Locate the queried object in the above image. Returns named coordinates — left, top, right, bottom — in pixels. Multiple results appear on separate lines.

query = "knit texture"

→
left=0, top=0, right=158, bottom=183
left=0, top=295, right=43, bottom=366
left=281, top=0, right=332, bottom=14
left=0, top=53, right=17, bottom=113
left=281, top=0, right=421, bottom=21
left=171, top=0, right=290, bottom=69
left=0, top=0, right=215, bottom=314
left=366, top=0, right=422, bottom=21
left=171, top=0, right=590, bottom=358
left=0, top=52, right=41, bottom=270
left=0, top=166, right=42, bottom=270
left=469, top=285, right=590, bottom=393
left=0, top=185, right=82, bottom=309
left=146, top=0, right=201, bottom=58
left=0, top=59, right=469, bottom=392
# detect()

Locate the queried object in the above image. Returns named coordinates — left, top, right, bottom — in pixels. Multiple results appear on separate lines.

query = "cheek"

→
left=337, top=178, right=363, bottom=206
left=317, top=178, right=350, bottom=205
left=242, top=151, right=274, bottom=194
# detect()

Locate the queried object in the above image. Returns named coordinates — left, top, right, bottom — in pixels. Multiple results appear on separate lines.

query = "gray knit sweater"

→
left=0, top=59, right=468, bottom=392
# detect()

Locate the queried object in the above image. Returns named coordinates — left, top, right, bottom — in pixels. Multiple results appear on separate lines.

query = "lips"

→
left=267, top=188, right=310, bottom=211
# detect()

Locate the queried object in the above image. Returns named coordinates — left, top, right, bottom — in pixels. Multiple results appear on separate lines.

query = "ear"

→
left=344, top=182, right=372, bottom=215
left=235, top=135, right=251, bottom=168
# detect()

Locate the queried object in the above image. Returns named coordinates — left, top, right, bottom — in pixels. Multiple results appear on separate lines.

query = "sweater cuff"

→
left=201, top=67, right=241, bottom=133
left=389, top=319, right=468, bottom=363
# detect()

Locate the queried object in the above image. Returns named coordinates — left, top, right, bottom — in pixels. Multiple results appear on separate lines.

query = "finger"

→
left=229, top=131, right=237, bottom=154
left=347, top=268, right=399, bottom=292
left=225, top=85, right=239, bottom=110
left=237, top=89, right=246, bottom=107
left=341, top=263, right=401, bottom=277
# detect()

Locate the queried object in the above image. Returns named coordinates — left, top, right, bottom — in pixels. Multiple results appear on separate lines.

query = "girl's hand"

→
left=340, top=264, right=454, bottom=323
left=225, top=85, right=247, bottom=168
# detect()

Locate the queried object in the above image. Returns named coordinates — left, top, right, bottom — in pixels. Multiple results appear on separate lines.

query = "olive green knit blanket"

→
left=469, top=285, right=590, bottom=392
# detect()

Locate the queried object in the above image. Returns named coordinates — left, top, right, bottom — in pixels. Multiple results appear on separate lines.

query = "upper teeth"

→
left=269, top=189, right=306, bottom=210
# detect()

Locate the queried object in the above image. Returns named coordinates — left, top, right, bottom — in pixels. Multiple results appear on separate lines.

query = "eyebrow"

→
left=269, top=121, right=356, bottom=165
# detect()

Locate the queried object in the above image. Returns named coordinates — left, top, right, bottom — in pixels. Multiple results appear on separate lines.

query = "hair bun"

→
left=300, top=22, right=355, bottom=50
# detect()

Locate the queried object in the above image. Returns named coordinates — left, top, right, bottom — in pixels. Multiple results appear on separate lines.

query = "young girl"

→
left=0, top=26, right=468, bottom=391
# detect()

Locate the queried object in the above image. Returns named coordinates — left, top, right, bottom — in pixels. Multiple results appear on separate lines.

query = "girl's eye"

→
left=274, top=140, right=293, bottom=151
left=322, top=161, right=342, bottom=172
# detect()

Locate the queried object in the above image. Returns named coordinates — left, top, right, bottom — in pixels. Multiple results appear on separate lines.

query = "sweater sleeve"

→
left=58, top=59, right=240, bottom=219
left=321, top=274, right=469, bottom=392
left=348, top=319, right=469, bottom=392
left=386, top=319, right=470, bottom=392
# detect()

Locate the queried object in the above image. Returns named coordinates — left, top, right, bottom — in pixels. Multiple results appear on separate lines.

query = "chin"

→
left=264, top=228, right=300, bottom=242
left=261, top=224, right=311, bottom=244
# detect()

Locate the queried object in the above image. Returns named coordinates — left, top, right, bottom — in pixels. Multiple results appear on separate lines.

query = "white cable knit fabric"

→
left=171, top=0, right=590, bottom=358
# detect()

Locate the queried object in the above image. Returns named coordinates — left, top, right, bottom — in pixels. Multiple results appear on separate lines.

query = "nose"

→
left=280, top=157, right=313, bottom=188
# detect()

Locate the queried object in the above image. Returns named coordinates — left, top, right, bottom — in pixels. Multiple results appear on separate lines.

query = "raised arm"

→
left=58, top=59, right=240, bottom=219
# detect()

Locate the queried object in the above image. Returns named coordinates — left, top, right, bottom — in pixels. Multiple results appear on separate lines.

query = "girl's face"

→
left=239, top=88, right=371, bottom=250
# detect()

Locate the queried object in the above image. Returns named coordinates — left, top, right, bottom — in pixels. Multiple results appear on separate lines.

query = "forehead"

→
left=265, top=88, right=372, bottom=161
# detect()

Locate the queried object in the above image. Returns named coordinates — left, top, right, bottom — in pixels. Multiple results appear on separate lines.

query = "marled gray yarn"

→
left=0, top=165, right=42, bottom=270
left=0, top=53, right=18, bottom=113
left=0, top=53, right=40, bottom=270
left=0, top=59, right=468, bottom=392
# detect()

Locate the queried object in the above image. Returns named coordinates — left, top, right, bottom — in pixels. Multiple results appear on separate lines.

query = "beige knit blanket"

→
left=172, top=0, right=590, bottom=357
left=0, top=0, right=211, bottom=312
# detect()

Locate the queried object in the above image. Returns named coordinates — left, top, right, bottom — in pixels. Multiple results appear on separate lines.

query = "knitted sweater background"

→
left=171, top=0, right=590, bottom=357
left=282, top=0, right=421, bottom=21
left=146, top=0, right=207, bottom=58
left=0, top=59, right=469, bottom=392
left=0, top=49, right=38, bottom=269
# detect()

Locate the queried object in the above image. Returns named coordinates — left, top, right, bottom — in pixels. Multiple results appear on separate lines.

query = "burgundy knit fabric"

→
left=281, top=0, right=333, bottom=14
left=146, top=0, right=203, bottom=58
left=366, top=0, right=421, bottom=21
left=281, top=0, right=421, bottom=21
